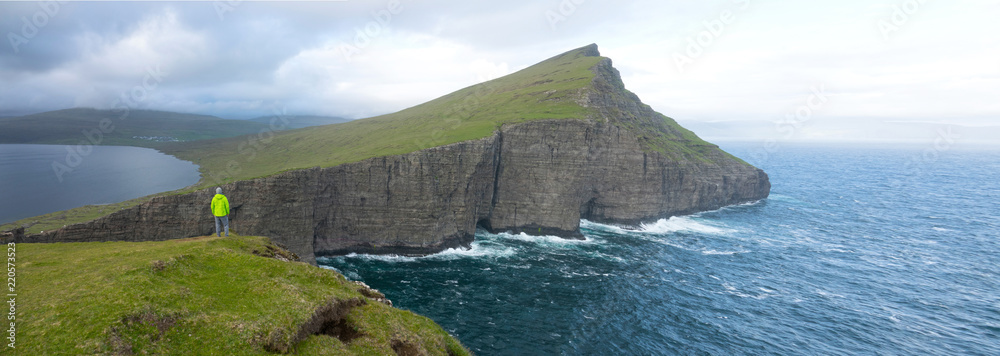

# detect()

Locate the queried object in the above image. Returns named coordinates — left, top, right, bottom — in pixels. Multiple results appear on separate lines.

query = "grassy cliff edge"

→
left=15, top=235, right=469, bottom=354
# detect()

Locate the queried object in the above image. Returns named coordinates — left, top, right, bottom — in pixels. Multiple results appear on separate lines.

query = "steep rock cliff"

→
left=10, top=45, right=770, bottom=264
left=15, top=118, right=767, bottom=264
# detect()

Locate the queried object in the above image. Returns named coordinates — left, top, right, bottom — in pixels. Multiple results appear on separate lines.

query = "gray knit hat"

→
left=216, top=187, right=222, bottom=194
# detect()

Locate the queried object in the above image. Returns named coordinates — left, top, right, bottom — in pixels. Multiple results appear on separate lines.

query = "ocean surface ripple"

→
left=320, top=143, right=1000, bottom=355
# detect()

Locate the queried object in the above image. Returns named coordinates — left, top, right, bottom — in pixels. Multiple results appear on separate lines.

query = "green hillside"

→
left=248, top=115, right=352, bottom=129
left=0, top=108, right=272, bottom=146
left=164, top=44, right=714, bottom=187
left=15, top=235, right=469, bottom=354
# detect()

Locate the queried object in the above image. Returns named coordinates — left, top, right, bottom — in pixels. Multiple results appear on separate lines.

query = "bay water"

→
left=0, top=144, right=200, bottom=225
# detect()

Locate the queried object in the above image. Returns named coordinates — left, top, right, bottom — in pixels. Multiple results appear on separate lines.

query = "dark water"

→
left=320, top=142, right=1000, bottom=355
left=0, top=144, right=200, bottom=224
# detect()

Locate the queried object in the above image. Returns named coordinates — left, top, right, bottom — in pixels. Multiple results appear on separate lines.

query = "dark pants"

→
left=215, top=215, right=229, bottom=237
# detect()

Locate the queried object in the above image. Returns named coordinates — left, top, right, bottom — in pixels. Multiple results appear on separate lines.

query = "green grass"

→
left=247, top=115, right=351, bottom=129
left=14, top=235, right=469, bottom=355
left=0, top=108, right=272, bottom=147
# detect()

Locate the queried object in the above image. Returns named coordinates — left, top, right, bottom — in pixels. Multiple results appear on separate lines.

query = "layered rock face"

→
left=13, top=49, right=769, bottom=264
left=485, top=120, right=770, bottom=237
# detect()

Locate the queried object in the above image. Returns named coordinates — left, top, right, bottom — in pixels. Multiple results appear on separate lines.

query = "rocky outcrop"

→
left=7, top=48, right=769, bottom=264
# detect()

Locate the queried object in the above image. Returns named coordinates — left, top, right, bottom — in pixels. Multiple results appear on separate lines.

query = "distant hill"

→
left=247, top=115, right=351, bottom=129
left=0, top=108, right=272, bottom=146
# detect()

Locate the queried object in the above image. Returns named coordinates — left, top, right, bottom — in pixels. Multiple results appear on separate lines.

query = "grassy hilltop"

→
left=14, top=235, right=469, bottom=354
left=162, top=44, right=717, bottom=188
left=163, top=45, right=605, bottom=186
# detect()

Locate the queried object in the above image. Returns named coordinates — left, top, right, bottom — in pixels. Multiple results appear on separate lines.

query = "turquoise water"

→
left=320, top=142, right=1000, bottom=355
left=0, top=144, right=200, bottom=224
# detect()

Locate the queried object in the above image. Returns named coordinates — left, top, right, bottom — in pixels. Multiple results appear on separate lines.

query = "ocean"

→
left=0, top=144, right=200, bottom=224
left=319, top=142, right=1000, bottom=355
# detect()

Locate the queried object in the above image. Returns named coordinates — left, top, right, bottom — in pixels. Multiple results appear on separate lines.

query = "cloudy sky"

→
left=1, top=0, right=998, bottom=143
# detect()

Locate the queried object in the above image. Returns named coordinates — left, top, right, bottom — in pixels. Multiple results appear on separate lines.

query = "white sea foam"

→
left=703, top=198, right=766, bottom=213
left=815, top=289, right=846, bottom=299
left=720, top=283, right=777, bottom=300
left=343, top=252, right=419, bottom=263
left=579, top=219, right=631, bottom=234
left=582, top=216, right=733, bottom=236
left=495, top=231, right=597, bottom=246
left=317, top=263, right=339, bottom=272
left=636, top=216, right=734, bottom=235
left=429, top=242, right=517, bottom=260
left=701, top=249, right=745, bottom=255
left=318, top=264, right=363, bottom=280
left=337, top=241, right=517, bottom=263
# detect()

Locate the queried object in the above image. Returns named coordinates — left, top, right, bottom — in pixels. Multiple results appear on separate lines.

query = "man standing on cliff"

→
left=211, top=187, right=230, bottom=237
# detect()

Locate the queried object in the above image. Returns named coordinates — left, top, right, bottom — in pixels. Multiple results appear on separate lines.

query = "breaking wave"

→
left=581, top=216, right=734, bottom=236
left=635, top=216, right=734, bottom=235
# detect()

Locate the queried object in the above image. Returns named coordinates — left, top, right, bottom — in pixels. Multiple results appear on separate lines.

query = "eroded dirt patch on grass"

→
left=391, top=338, right=423, bottom=356
left=106, top=310, right=180, bottom=355
left=265, top=297, right=367, bottom=353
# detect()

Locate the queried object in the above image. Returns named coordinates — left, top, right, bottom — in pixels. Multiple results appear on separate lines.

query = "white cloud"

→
left=0, top=0, right=997, bottom=142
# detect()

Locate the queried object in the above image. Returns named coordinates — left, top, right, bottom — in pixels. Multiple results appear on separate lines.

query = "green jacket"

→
left=211, top=194, right=230, bottom=217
